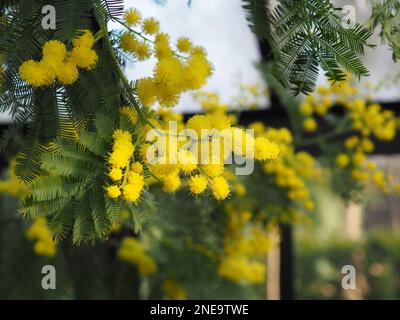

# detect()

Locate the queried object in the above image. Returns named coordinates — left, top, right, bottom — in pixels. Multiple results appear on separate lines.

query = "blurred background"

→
left=1, top=0, right=400, bottom=300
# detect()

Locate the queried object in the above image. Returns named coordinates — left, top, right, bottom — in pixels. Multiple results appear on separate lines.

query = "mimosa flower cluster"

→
left=147, top=108, right=280, bottom=201
left=300, top=80, right=398, bottom=139
left=105, top=102, right=280, bottom=203
left=162, top=279, right=187, bottom=300
left=117, top=237, right=157, bottom=276
left=218, top=205, right=279, bottom=284
left=119, top=7, right=213, bottom=108
left=25, top=217, right=57, bottom=257
left=337, top=134, right=398, bottom=193
left=299, top=80, right=400, bottom=193
left=106, top=123, right=146, bottom=203
left=258, top=124, right=320, bottom=213
left=0, top=161, right=28, bottom=199
left=19, top=30, right=98, bottom=87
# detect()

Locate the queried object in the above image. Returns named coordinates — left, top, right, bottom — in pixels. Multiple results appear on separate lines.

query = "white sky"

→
left=1, top=0, right=399, bottom=123
left=112, top=0, right=264, bottom=113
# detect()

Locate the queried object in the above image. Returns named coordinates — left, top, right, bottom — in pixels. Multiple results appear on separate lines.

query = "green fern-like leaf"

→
left=368, top=0, right=400, bottom=61
left=242, top=0, right=270, bottom=40
left=269, top=0, right=373, bottom=95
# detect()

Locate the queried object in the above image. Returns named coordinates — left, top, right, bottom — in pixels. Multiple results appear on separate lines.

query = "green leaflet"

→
left=242, top=0, right=374, bottom=95
left=21, top=114, right=150, bottom=244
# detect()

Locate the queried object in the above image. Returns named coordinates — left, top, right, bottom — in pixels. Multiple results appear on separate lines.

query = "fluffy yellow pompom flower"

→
left=43, top=40, right=67, bottom=61
left=254, top=137, right=280, bottom=161
left=188, top=174, right=208, bottom=195
left=299, top=101, right=313, bottom=116
left=109, top=168, right=123, bottom=181
left=118, top=237, right=157, bottom=276
left=361, top=138, right=374, bottom=153
left=134, top=41, right=151, bottom=61
left=56, top=62, right=79, bottom=85
left=124, top=8, right=142, bottom=26
left=176, top=37, right=192, bottom=53
left=303, top=200, right=315, bottom=211
left=352, top=151, right=365, bottom=166
left=70, top=46, right=98, bottom=70
left=107, top=185, right=121, bottom=199
left=163, top=279, right=187, bottom=300
left=19, top=60, right=53, bottom=87
left=211, top=176, right=230, bottom=200
left=162, top=173, right=181, bottom=193
left=136, top=77, right=157, bottom=106
left=123, top=184, right=142, bottom=202
left=186, top=114, right=211, bottom=135
left=336, top=153, right=350, bottom=168
left=218, top=255, right=265, bottom=284
left=155, top=33, right=173, bottom=59
left=232, top=128, right=255, bottom=157
left=191, top=46, right=207, bottom=57
left=131, top=162, right=144, bottom=173
left=137, top=255, right=158, bottom=276
left=209, top=113, right=232, bottom=131
left=72, top=30, right=95, bottom=48
left=154, top=56, right=184, bottom=86
left=345, top=136, right=359, bottom=149
left=109, top=149, right=130, bottom=169
left=127, top=172, right=145, bottom=188
left=28, top=220, right=49, bottom=239
left=34, top=240, right=56, bottom=257
left=108, top=130, right=135, bottom=169
left=351, top=169, right=369, bottom=181
left=142, top=17, right=160, bottom=35
left=185, top=55, right=214, bottom=90
left=119, top=32, right=138, bottom=53
left=234, top=182, right=247, bottom=196
left=120, top=106, right=138, bottom=125
left=201, top=164, right=224, bottom=178
left=303, top=118, right=317, bottom=132
left=157, top=89, right=180, bottom=108
left=39, top=56, right=57, bottom=80
left=25, top=218, right=49, bottom=240
left=178, top=150, right=198, bottom=174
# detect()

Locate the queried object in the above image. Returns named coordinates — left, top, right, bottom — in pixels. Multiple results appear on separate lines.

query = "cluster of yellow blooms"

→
left=25, top=217, right=57, bottom=257
left=105, top=99, right=280, bottom=203
left=119, top=8, right=213, bottom=108
left=256, top=124, right=321, bottom=212
left=300, top=81, right=398, bottom=139
left=299, top=80, right=399, bottom=193
left=234, top=82, right=269, bottom=111
left=117, top=236, right=157, bottom=276
left=336, top=134, right=398, bottom=193
left=106, top=111, right=146, bottom=203
left=193, top=92, right=229, bottom=114
left=218, top=204, right=279, bottom=284
left=162, top=279, right=187, bottom=300
left=145, top=107, right=280, bottom=201
left=300, top=80, right=359, bottom=132
left=0, top=161, right=28, bottom=198
left=19, top=30, right=98, bottom=87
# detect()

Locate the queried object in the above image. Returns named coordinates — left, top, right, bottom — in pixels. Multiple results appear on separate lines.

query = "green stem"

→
left=148, top=170, right=162, bottom=183
left=295, top=127, right=353, bottom=147
left=112, top=17, right=188, bottom=60
left=101, top=23, right=159, bottom=131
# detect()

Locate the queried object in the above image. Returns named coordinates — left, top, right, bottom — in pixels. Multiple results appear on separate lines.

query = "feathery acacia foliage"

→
left=0, top=0, right=125, bottom=182
left=242, top=0, right=374, bottom=95
left=368, top=0, right=400, bottom=62
left=242, top=0, right=270, bottom=41
left=21, top=113, right=153, bottom=244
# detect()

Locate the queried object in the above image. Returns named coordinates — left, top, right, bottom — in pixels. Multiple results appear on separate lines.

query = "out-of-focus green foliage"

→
left=296, top=231, right=400, bottom=299
left=368, top=0, right=400, bottom=62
